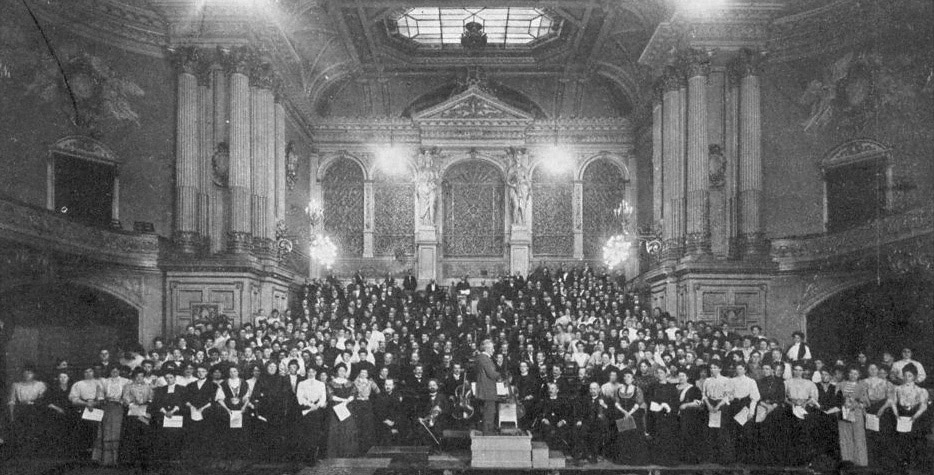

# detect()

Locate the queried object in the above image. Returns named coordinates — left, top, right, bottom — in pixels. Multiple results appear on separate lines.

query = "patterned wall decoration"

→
left=373, top=171, right=415, bottom=257
left=322, top=158, right=364, bottom=257
left=582, top=159, right=626, bottom=259
left=532, top=167, right=573, bottom=256
left=443, top=161, right=505, bottom=257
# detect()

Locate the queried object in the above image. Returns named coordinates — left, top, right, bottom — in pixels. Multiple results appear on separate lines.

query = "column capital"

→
left=730, top=48, right=766, bottom=82
left=167, top=45, right=202, bottom=76
left=250, top=62, right=276, bottom=89
left=680, top=48, right=712, bottom=78
left=220, top=45, right=260, bottom=77
left=660, top=65, right=686, bottom=92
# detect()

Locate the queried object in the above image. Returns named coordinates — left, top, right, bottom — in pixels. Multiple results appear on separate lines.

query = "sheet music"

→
left=334, top=402, right=351, bottom=422
left=82, top=408, right=104, bottom=422
left=649, top=401, right=663, bottom=412
left=896, top=416, right=913, bottom=433
left=865, top=414, right=880, bottom=432
left=792, top=406, right=808, bottom=420
left=733, top=407, right=750, bottom=426
left=128, top=404, right=148, bottom=417
left=190, top=408, right=203, bottom=421
left=496, top=382, right=508, bottom=397
left=163, top=415, right=183, bottom=428
left=708, top=410, right=721, bottom=428
left=229, top=410, right=243, bottom=428
left=755, top=406, right=768, bottom=423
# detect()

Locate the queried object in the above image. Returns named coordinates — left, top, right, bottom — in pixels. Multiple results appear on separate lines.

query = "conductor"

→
left=475, top=339, right=502, bottom=433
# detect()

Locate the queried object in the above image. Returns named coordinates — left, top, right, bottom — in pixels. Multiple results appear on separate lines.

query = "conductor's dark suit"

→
left=474, top=351, right=501, bottom=433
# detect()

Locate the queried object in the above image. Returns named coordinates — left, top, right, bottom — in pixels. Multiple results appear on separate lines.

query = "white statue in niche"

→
left=415, top=148, right=440, bottom=227
left=506, top=148, right=532, bottom=226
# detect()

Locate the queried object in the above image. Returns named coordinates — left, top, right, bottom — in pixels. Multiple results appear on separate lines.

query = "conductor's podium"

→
left=470, top=430, right=532, bottom=468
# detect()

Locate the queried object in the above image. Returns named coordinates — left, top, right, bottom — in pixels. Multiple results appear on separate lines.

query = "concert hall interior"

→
left=0, top=0, right=932, bottom=474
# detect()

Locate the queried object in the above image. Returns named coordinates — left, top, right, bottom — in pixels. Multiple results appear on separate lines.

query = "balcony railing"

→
left=770, top=207, right=932, bottom=271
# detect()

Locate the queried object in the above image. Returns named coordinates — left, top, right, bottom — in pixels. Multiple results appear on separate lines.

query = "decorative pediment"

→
left=821, top=139, right=888, bottom=170
left=50, top=136, right=120, bottom=165
left=412, top=85, right=535, bottom=124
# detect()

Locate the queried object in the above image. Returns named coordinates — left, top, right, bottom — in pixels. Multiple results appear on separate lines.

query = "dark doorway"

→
left=0, top=283, right=139, bottom=383
left=806, top=276, right=934, bottom=372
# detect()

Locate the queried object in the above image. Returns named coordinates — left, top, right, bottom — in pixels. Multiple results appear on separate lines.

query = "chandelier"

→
left=602, top=199, right=662, bottom=269
left=309, top=233, right=337, bottom=269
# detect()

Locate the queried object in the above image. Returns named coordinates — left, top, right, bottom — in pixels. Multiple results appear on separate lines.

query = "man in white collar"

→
left=785, top=331, right=812, bottom=363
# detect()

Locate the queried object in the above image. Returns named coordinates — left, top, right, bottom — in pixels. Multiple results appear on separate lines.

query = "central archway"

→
left=442, top=160, right=505, bottom=257
left=1, top=283, right=139, bottom=385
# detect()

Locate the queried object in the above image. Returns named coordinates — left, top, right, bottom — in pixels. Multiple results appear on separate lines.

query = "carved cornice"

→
left=222, top=46, right=261, bottom=76
left=167, top=45, right=202, bottom=76
left=639, top=3, right=785, bottom=70
left=0, top=197, right=160, bottom=269
left=770, top=207, right=934, bottom=272
left=766, top=0, right=871, bottom=63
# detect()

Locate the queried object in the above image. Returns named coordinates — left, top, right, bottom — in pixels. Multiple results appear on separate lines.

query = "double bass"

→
left=452, top=371, right=475, bottom=420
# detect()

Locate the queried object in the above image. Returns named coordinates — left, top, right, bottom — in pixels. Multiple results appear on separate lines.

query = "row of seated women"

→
left=524, top=360, right=929, bottom=471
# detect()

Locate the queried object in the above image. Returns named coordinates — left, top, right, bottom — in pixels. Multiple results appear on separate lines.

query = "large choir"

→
left=5, top=266, right=931, bottom=471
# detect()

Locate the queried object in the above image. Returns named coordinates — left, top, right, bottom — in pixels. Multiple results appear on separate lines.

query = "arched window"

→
left=322, top=157, right=365, bottom=257
left=821, top=140, right=891, bottom=233
left=373, top=169, right=415, bottom=257
left=532, top=165, right=573, bottom=256
left=442, top=160, right=505, bottom=257
left=582, top=159, right=626, bottom=259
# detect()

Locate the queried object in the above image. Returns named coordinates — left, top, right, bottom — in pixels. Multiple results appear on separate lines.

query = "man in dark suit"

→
left=474, top=339, right=502, bottom=433
left=573, top=382, right=607, bottom=464
left=185, top=365, right=216, bottom=457
left=375, top=379, right=408, bottom=445
left=537, top=382, right=571, bottom=452
left=402, top=270, right=418, bottom=293
left=417, top=379, right=451, bottom=447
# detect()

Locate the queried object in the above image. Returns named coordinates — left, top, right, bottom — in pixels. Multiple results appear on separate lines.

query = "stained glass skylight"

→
left=389, top=7, right=559, bottom=47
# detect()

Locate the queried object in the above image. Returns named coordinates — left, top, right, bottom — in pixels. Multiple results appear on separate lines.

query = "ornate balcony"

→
left=0, top=196, right=161, bottom=268
left=770, top=207, right=933, bottom=272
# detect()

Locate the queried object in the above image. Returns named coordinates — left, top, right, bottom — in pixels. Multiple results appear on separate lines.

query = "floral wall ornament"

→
left=211, top=142, right=230, bottom=188
left=285, top=141, right=299, bottom=191
left=708, top=144, right=726, bottom=189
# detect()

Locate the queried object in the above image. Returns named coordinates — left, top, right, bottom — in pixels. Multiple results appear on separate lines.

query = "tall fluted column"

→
left=737, top=50, right=764, bottom=256
left=572, top=181, right=583, bottom=259
left=250, top=70, right=268, bottom=252
left=210, top=64, right=228, bottom=253
left=686, top=53, right=711, bottom=256
left=661, top=66, right=686, bottom=259
left=197, top=66, right=213, bottom=251
left=172, top=47, right=201, bottom=253
left=651, top=88, right=664, bottom=229
left=226, top=48, right=254, bottom=253
left=274, top=99, right=286, bottom=228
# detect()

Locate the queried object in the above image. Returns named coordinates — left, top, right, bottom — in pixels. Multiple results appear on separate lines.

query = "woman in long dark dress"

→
left=646, top=367, right=680, bottom=465
left=250, top=361, right=288, bottom=460
left=815, top=367, right=842, bottom=462
left=893, top=364, right=930, bottom=472
left=676, top=369, right=705, bottom=464
left=327, top=364, right=359, bottom=458
left=42, top=369, right=78, bottom=457
left=215, top=366, right=251, bottom=459
left=353, top=368, right=380, bottom=455
left=754, top=363, right=787, bottom=465
left=611, top=370, right=648, bottom=465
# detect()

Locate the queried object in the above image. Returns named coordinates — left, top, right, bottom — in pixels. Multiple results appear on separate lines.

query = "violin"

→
left=453, top=371, right=475, bottom=420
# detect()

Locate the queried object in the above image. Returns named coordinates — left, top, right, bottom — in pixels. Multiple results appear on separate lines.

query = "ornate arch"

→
left=581, top=157, right=628, bottom=259
left=577, top=152, right=630, bottom=181
left=321, top=156, right=365, bottom=257
left=316, top=150, right=369, bottom=182
left=532, top=165, right=573, bottom=256
left=442, top=160, right=506, bottom=257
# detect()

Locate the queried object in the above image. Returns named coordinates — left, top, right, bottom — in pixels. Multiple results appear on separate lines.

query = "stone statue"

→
left=415, top=148, right=439, bottom=226
left=505, top=148, right=532, bottom=226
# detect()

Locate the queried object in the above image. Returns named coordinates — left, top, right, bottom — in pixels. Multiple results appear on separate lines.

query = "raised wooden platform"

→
left=470, top=429, right=533, bottom=468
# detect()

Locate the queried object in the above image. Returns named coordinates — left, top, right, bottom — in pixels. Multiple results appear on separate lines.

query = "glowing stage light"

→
left=373, top=145, right=411, bottom=176
left=538, top=145, right=575, bottom=175
left=603, top=233, right=634, bottom=269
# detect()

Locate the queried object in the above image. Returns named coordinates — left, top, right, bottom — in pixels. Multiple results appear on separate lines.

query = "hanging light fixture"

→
left=309, top=233, right=338, bottom=269
left=602, top=199, right=663, bottom=269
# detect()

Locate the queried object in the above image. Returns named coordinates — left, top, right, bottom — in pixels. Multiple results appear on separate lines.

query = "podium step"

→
left=548, top=450, right=567, bottom=468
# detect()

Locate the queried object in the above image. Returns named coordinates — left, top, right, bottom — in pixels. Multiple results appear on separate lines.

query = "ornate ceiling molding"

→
left=767, top=0, right=872, bottom=63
